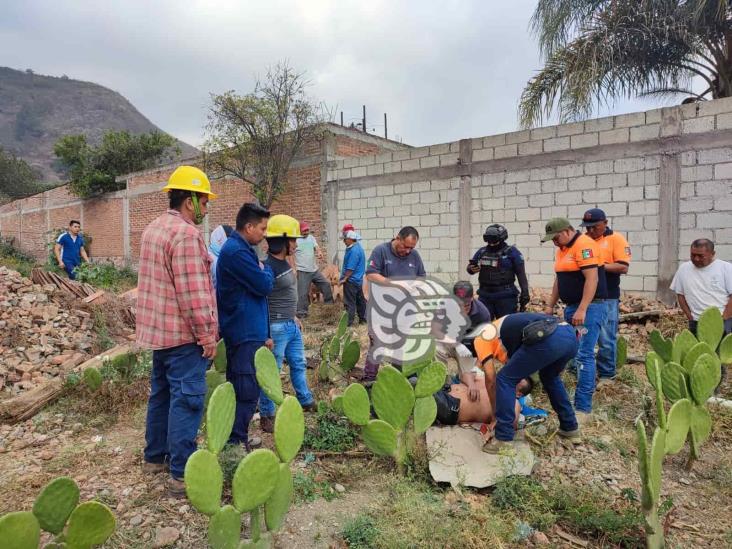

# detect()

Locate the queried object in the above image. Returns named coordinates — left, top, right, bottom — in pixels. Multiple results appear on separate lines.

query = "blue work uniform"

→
left=468, top=243, right=529, bottom=318
left=341, top=241, right=367, bottom=326
left=56, top=232, right=85, bottom=280
left=216, top=231, right=274, bottom=447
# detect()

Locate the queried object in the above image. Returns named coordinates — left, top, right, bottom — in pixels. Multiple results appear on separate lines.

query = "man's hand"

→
left=468, top=379, right=481, bottom=402
left=202, top=342, right=217, bottom=359
left=467, top=263, right=480, bottom=274
left=571, top=307, right=586, bottom=326
left=58, top=260, right=65, bottom=270
left=543, top=305, right=554, bottom=316
left=265, top=338, right=274, bottom=350
left=295, top=317, right=303, bottom=331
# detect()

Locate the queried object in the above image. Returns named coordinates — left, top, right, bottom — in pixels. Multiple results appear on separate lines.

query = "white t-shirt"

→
left=295, top=234, right=318, bottom=272
left=670, top=259, right=732, bottom=319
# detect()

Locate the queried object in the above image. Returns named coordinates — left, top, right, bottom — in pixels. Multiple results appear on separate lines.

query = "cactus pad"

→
left=635, top=421, right=653, bottom=511
left=340, top=341, right=360, bottom=372
left=0, top=511, right=40, bottom=549
left=208, top=505, right=241, bottom=549
left=616, top=336, right=627, bottom=368
left=413, top=396, right=437, bottom=435
left=665, top=398, right=692, bottom=455
left=214, top=339, right=228, bottom=373
left=336, top=312, right=348, bottom=339
left=649, top=427, right=666, bottom=503
left=32, top=476, right=80, bottom=534
left=720, top=334, right=732, bottom=364
left=342, top=383, right=370, bottom=426
left=329, top=336, right=341, bottom=362
left=689, top=406, right=712, bottom=456
left=232, top=449, right=280, bottom=512
left=371, top=365, right=415, bottom=429
left=254, top=348, right=284, bottom=405
left=682, top=342, right=715, bottom=375
left=414, top=362, right=447, bottom=398
left=274, top=396, right=305, bottom=463
left=672, top=329, right=697, bottom=364
left=265, top=464, right=293, bottom=532
left=332, top=395, right=345, bottom=414
left=361, top=419, right=398, bottom=456
left=82, top=367, right=102, bottom=391
left=207, top=382, right=236, bottom=455
left=649, top=331, right=672, bottom=362
left=65, top=501, right=116, bottom=549
left=690, top=353, right=722, bottom=405
left=205, top=370, right=227, bottom=409
left=238, top=532, right=273, bottom=549
left=645, top=352, right=662, bottom=392
left=660, top=362, right=688, bottom=402
left=401, top=340, right=436, bottom=378
left=697, top=307, right=724, bottom=350
left=185, top=449, right=223, bottom=516
left=318, top=359, right=329, bottom=381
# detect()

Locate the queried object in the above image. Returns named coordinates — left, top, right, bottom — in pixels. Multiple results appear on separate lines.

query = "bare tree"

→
left=203, top=62, right=324, bottom=207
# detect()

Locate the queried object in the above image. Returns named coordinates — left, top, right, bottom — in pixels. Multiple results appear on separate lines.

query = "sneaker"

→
left=481, top=439, right=516, bottom=456
left=557, top=428, right=582, bottom=444
left=596, top=377, right=616, bottom=389
left=260, top=416, right=275, bottom=434
left=301, top=401, right=317, bottom=413
left=166, top=477, right=186, bottom=498
left=142, top=461, right=167, bottom=474
left=575, top=411, right=593, bottom=426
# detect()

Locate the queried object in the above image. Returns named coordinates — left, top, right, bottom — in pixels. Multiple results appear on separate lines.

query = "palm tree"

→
left=519, top=0, right=732, bottom=128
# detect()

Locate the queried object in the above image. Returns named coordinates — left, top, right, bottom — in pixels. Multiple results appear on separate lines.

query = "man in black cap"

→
left=580, top=208, right=631, bottom=388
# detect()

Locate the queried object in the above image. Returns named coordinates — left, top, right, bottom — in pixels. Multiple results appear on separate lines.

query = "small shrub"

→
left=218, top=443, right=247, bottom=486
left=73, top=261, right=137, bottom=291
left=303, top=402, right=358, bottom=452
left=0, top=236, right=37, bottom=277
left=341, top=514, right=379, bottom=549
left=293, top=470, right=338, bottom=503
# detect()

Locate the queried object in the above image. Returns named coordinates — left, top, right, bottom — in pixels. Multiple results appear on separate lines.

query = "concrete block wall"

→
left=327, top=98, right=732, bottom=300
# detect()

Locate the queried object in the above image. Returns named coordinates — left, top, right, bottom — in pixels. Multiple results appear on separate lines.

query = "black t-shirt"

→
left=265, top=255, right=297, bottom=322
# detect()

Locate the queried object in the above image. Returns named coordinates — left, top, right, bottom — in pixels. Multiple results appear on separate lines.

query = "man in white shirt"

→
left=295, top=221, right=333, bottom=318
left=670, top=239, right=732, bottom=336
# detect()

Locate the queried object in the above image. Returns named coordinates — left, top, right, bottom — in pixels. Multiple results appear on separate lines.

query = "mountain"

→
left=0, top=67, right=198, bottom=182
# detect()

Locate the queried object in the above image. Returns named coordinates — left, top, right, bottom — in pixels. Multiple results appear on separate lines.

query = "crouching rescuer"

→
left=137, top=166, right=219, bottom=497
left=475, top=313, right=581, bottom=454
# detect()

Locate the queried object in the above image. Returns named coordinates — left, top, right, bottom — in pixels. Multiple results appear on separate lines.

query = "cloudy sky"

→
left=2, top=0, right=667, bottom=148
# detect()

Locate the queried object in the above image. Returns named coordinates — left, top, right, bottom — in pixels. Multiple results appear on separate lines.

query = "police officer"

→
left=467, top=224, right=530, bottom=318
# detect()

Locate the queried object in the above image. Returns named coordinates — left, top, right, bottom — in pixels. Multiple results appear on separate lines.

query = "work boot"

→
left=142, top=461, right=167, bottom=474
left=246, top=436, right=262, bottom=451
left=481, top=439, right=516, bottom=456
left=557, top=428, right=582, bottom=445
left=596, top=377, right=616, bottom=389
left=166, top=477, right=186, bottom=498
left=575, top=411, right=593, bottom=427
left=260, top=416, right=275, bottom=434
left=301, top=401, right=317, bottom=413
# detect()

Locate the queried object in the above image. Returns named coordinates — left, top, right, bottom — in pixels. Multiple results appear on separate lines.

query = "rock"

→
left=129, top=514, right=143, bottom=526
left=178, top=504, right=190, bottom=513
left=153, top=527, right=180, bottom=547
left=334, top=483, right=346, bottom=493
left=531, top=531, right=550, bottom=545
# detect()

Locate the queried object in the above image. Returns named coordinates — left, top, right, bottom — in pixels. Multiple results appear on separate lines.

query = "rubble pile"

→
left=0, top=266, right=95, bottom=394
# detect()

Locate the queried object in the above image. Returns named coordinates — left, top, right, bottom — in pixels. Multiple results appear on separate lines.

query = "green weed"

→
left=616, top=366, right=641, bottom=388
left=92, top=309, right=115, bottom=352
left=293, top=470, right=338, bottom=503
left=341, top=515, right=379, bottom=549
left=74, top=261, right=137, bottom=292
left=303, top=402, right=358, bottom=452
left=218, top=443, right=248, bottom=486
left=0, top=236, right=37, bottom=277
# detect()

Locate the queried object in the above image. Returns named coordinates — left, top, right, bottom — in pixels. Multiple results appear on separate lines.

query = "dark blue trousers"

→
left=495, top=324, right=579, bottom=441
left=226, top=340, right=263, bottom=445
left=64, top=262, right=79, bottom=280
left=479, top=294, right=517, bottom=319
left=144, top=342, right=208, bottom=479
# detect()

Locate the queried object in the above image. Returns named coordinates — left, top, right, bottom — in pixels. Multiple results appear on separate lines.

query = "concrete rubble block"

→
left=426, top=426, right=535, bottom=488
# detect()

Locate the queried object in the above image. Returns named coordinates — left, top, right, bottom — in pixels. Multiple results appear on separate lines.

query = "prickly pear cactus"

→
left=616, top=335, right=628, bottom=369
left=659, top=362, right=687, bottom=402
left=32, top=476, right=80, bottom=534
left=273, top=396, right=304, bottom=463
left=264, top=464, right=294, bottom=532
left=209, top=505, right=241, bottom=549
left=689, top=406, right=712, bottom=457
left=672, top=329, right=697, bottom=364
left=254, top=348, right=284, bottom=405
left=65, top=501, right=116, bottom=549
left=413, top=396, right=437, bottom=435
left=336, top=312, right=348, bottom=339
left=645, top=352, right=663, bottom=393
left=689, top=353, right=722, bottom=405
left=185, top=449, right=223, bottom=516
left=207, top=383, right=236, bottom=454
left=649, top=330, right=672, bottom=362
left=414, top=362, right=447, bottom=398
left=0, top=511, right=40, bottom=549
left=371, top=365, right=415, bottom=430
left=720, top=334, right=732, bottom=364
left=340, top=341, right=360, bottom=371
left=232, top=450, right=281, bottom=513
left=664, top=399, right=692, bottom=455
left=206, top=370, right=227, bottom=408
left=342, top=383, right=370, bottom=426
left=82, top=367, right=102, bottom=391
left=214, top=339, right=228, bottom=373
left=361, top=419, right=398, bottom=456
left=697, top=307, right=723, bottom=349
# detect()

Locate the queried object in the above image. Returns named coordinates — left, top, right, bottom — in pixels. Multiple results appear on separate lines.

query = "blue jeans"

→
left=564, top=302, right=607, bottom=413
left=596, top=299, right=619, bottom=379
left=226, top=341, right=262, bottom=445
left=144, top=342, right=208, bottom=479
left=495, top=324, right=579, bottom=441
left=259, top=320, right=314, bottom=417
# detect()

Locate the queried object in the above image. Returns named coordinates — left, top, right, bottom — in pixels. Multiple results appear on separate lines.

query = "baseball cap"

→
left=299, top=221, right=310, bottom=232
left=342, top=223, right=355, bottom=232
left=541, top=217, right=572, bottom=242
left=453, top=280, right=474, bottom=303
left=344, top=230, right=361, bottom=241
left=579, top=208, right=607, bottom=227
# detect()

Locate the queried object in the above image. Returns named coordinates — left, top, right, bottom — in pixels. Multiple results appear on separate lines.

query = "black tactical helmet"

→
left=483, top=224, right=508, bottom=245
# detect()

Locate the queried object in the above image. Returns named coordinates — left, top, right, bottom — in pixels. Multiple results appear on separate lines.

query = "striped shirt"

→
left=136, top=210, right=218, bottom=350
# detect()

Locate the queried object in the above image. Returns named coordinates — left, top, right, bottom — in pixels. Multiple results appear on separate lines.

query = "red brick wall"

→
left=20, top=210, right=47, bottom=260
left=271, top=164, right=323, bottom=236
left=85, top=197, right=124, bottom=259
left=335, top=135, right=380, bottom=157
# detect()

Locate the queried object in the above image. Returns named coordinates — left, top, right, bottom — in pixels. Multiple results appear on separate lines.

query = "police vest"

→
left=478, top=246, right=517, bottom=288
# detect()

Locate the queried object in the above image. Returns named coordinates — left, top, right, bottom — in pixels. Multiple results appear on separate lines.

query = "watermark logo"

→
left=367, top=277, right=469, bottom=365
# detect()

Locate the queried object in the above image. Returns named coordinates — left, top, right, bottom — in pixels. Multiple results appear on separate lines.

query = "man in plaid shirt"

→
left=137, top=166, right=219, bottom=497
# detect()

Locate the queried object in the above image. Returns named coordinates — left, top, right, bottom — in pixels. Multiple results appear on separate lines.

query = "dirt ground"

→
left=1, top=300, right=731, bottom=548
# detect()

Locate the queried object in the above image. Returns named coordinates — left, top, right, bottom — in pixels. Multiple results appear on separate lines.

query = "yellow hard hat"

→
left=266, top=214, right=301, bottom=238
left=162, top=166, right=218, bottom=199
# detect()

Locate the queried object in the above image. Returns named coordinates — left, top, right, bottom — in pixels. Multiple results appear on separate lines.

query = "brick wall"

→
left=328, top=99, right=732, bottom=300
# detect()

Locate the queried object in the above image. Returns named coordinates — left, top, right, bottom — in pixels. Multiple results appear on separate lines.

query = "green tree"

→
left=0, top=147, right=43, bottom=204
left=203, top=62, right=324, bottom=207
left=54, top=130, right=179, bottom=197
left=519, top=0, right=732, bottom=127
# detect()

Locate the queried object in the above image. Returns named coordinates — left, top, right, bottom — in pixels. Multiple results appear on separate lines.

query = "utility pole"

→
left=384, top=113, right=388, bottom=139
left=362, top=105, right=366, bottom=134
left=340, top=111, right=344, bottom=126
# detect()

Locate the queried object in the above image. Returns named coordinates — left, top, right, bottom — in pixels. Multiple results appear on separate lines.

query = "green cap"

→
left=540, top=217, right=571, bottom=242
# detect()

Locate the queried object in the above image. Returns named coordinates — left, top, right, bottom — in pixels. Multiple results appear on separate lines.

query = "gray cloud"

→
left=2, top=0, right=669, bottom=148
